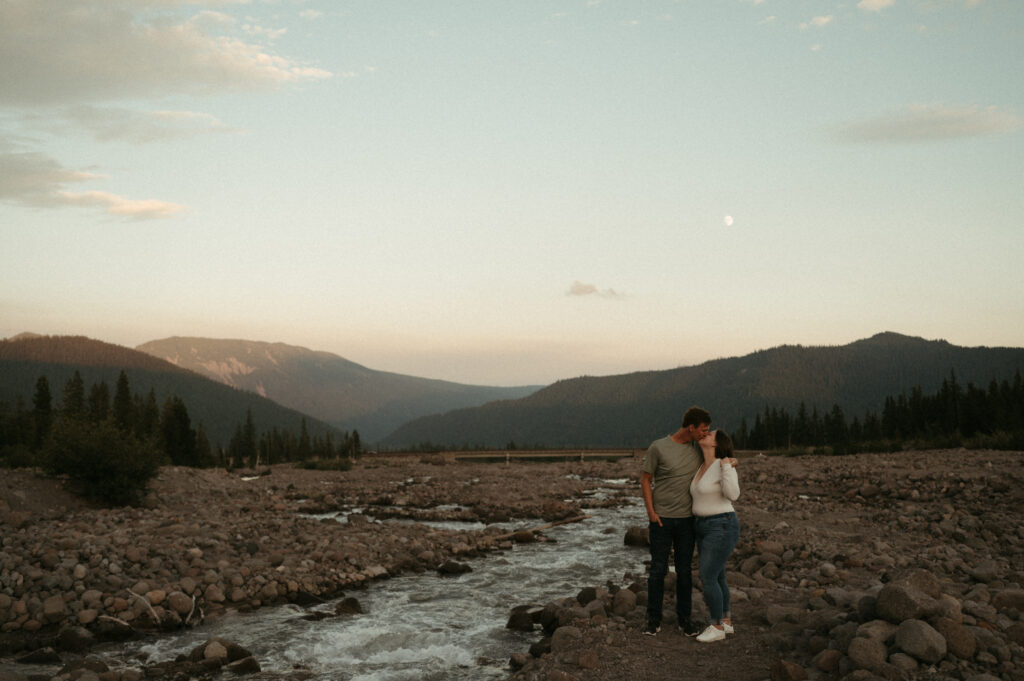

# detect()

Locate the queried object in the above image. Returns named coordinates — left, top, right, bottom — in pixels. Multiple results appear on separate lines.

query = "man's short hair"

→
left=682, top=406, right=711, bottom=428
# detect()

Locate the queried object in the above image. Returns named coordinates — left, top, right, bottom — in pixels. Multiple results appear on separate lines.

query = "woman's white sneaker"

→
left=696, top=625, right=727, bottom=643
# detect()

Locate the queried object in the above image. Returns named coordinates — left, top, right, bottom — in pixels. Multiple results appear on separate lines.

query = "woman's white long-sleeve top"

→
left=690, top=460, right=741, bottom=517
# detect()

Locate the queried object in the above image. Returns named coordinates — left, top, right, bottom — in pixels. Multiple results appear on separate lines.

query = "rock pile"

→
left=503, top=449, right=1024, bottom=681
left=0, top=458, right=623, bottom=679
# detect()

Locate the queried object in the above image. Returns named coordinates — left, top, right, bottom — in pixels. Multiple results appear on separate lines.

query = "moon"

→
left=723, top=215, right=734, bottom=227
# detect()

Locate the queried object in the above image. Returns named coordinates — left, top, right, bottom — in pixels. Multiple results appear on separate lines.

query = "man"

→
left=640, top=406, right=711, bottom=636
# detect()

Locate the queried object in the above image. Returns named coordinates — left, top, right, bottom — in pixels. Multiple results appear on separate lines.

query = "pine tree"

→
left=160, top=396, right=197, bottom=466
left=297, top=418, right=311, bottom=460
left=31, top=376, right=52, bottom=449
left=62, top=371, right=86, bottom=420
left=112, top=371, right=135, bottom=433
left=136, top=389, right=160, bottom=440
left=88, top=381, right=111, bottom=423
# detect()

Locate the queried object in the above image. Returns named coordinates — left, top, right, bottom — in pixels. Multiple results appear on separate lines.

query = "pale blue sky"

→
left=2, top=0, right=1022, bottom=385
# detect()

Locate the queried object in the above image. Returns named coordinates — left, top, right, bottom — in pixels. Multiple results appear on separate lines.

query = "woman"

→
left=691, top=429, right=741, bottom=643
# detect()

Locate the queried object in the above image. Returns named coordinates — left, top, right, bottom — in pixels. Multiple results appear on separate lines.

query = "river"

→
left=42, top=478, right=646, bottom=681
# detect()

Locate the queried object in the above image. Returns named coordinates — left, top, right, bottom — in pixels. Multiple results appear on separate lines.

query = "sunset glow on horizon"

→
left=2, top=0, right=1021, bottom=386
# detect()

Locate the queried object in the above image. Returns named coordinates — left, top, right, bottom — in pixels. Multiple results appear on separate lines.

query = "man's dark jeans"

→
left=646, top=516, right=695, bottom=625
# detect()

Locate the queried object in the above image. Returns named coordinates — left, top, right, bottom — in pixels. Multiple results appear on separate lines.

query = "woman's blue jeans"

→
left=646, top=516, right=695, bottom=625
left=694, top=512, right=740, bottom=623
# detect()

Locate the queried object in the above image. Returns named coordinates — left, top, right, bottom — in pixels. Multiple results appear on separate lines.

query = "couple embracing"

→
left=640, top=406, right=741, bottom=643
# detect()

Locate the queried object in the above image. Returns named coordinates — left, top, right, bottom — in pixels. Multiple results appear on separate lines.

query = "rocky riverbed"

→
left=1, top=449, right=1023, bottom=681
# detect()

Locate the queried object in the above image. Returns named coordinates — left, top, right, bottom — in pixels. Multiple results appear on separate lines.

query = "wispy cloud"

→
left=857, top=0, right=896, bottom=11
left=834, top=104, right=1022, bottom=143
left=800, top=15, right=834, bottom=29
left=53, top=106, right=242, bottom=144
left=58, top=191, right=185, bottom=220
left=243, top=24, right=287, bottom=41
left=0, top=146, right=185, bottom=219
left=0, top=0, right=331, bottom=106
left=567, top=281, right=623, bottom=299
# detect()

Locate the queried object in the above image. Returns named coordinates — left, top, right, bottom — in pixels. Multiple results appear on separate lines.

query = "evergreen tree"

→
left=242, top=409, right=257, bottom=467
left=88, top=381, right=111, bottom=423
left=31, top=376, right=53, bottom=449
left=297, top=418, right=311, bottom=460
left=160, top=396, right=198, bottom=466
left=195, top=422, right=214, bottom=468
left=62, top=371, right=86, bottom=420
left=136, top=389, right=160, bottom=440
left=112, top=371, right=135, bottom=433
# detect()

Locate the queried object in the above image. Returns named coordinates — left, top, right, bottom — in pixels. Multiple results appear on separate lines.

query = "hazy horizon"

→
left=2, top=1, right=1021, bottom=386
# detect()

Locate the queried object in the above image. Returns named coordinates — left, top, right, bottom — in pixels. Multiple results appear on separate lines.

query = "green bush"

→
left=45, top=419, right=162, bottom=506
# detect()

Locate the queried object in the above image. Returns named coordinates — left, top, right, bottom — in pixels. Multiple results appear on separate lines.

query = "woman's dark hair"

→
left=715, top=430, right=734, bottom=460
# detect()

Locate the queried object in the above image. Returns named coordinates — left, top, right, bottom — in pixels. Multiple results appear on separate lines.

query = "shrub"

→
left=44, top=419, right=162, bottom=506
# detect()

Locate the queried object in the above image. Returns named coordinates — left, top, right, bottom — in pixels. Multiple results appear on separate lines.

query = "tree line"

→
left=734, top=370, right=1024, bottom=453
left=0, top=370, right=362, bottom=504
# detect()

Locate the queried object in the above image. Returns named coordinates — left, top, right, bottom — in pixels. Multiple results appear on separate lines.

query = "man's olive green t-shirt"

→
left=642, top=436, right=702, bottom=518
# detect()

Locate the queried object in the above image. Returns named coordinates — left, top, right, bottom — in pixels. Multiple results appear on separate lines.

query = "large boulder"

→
left=57, top=626, right=95, bottom=653
left=933, top=617, right=977, bottom=659
left=550, top=625, right=581, bottom=652
left=993, top=588, right=1024, bottom=612
left=897, top=569, right=942, bottom=599
left=846, top=637, right=888, bottom=672
left=611, top=588, right=637, bottom=616
left=875, top=584, right=935, bottom=623
left=624, top=526, right=649, bottom=547
left=895, top=619, right=946, bottom=664
left=506, top=606, right=535, bottom=632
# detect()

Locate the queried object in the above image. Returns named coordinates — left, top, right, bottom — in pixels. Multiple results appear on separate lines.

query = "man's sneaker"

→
left=679, top=619, right=702, bottom=637
left=643, top=620, right=661, bottom=636
left=696, top=625, right=727, bottom=643
left=723, top=622, right=735, bottom=635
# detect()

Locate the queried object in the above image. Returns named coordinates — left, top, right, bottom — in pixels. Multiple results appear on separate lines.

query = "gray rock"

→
left=550, top=625, right=581, bottom=652
left=898, top=568, right=942, bottom=599
left=225, top=656, right=261, bottom=674
left=847, top=635, right=888, bottom=672
left=623, top=526, right=648, bottom=547
left=769, top=658, right=807, bottom=681
left=875, top=584, right=933, bottom=623
left=57, top=625, right=95, bottom=652
left=933, top=616, right=976, bottom=659
left=856, top=619, right=897, bottom=644
left=895, top=619, right=946, bottom=664
left=992, top=588, right=1024, bottom=612
left=42, top=594, right=66, bottom=623
left=968, top=559, right=1001, bottom=583
left=887, top=652, right=918, bottom=671
left=611, top=588, right=636, bottom=616
left=506, top=606, right=535, bottom=632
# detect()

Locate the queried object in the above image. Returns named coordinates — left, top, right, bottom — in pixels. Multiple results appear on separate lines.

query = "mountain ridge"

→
left=380, top=332, right=1024, bottom=448
left=135, top=336, right=542, bottom=442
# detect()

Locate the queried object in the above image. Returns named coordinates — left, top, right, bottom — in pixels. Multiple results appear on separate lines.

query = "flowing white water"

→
left=88, top=482, right=646, bottom=681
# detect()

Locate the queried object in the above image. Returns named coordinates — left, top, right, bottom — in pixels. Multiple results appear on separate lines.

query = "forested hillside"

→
left=381, top=333, right=1024, bottom=448
left=136, top=337, right=541, bottom=442
left=0, top=335, right=340, bottom=447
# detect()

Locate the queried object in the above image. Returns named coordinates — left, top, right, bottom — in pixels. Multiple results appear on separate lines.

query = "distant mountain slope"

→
left=381, top=333, right=1024, bottom=448
left=0, top=335, right=341, bottom=447
left=135, top=337, right=541, bottom=442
